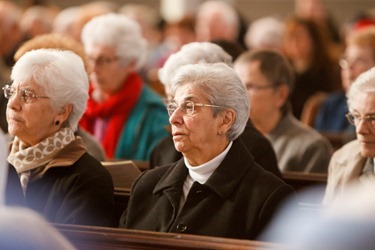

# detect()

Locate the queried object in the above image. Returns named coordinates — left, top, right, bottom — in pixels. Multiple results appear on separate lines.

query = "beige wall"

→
left=38, top=0, right=375, bottom=26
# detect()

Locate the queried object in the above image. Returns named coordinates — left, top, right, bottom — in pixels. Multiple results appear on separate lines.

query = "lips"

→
left=8, top=116, right=24, bottom=123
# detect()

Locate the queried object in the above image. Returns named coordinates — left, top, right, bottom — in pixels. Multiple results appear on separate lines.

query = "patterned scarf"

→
left=7, top=128, right=75, bottom=193
left=8, top=128, right=76, bottom=173
left=79, top=72, right=142, bottom=159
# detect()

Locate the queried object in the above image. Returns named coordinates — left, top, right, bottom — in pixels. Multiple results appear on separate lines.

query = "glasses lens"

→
left=183, top=101, right=194, bottom=115
left=167, top=103, right=177, bottom=116
left=21, top=89, right=36, bottom=103
left=3, top=85, right=13, bottom=99
left=346, top=113, right=355, bottom=125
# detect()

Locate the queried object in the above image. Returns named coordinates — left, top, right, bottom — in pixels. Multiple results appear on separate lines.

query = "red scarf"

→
left=80, top=73, right=142, bottom=159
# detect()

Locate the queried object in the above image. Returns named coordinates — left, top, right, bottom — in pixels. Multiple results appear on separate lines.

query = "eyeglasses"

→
left=88, top=56, right=119, bottom=66
left=2, top=84, right=50, bottom=103
left=339, top=56, right=374, bottom=70
left=244, top=83, right=277, bottom=91
left=166, top=100, right=226, bottom=116
left=346, top=112, right=375, bottom=126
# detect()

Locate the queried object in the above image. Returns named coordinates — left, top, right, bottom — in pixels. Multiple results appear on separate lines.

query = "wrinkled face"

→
left=6, top=80, right=58, bottom=146
left=341, top=45, right=375, bottom=91
left=85, top=45, right=131, bottom=95
left=234, top=61, right=281, bottom=124
left=350, top=92, right=375, bottom=157
left=168, top=84, right=224, bottom=161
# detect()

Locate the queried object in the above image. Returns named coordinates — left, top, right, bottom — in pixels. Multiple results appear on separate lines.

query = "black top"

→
left=122, top=138, right=294, bottom=239
left=5, top=152, right=115, bottom=227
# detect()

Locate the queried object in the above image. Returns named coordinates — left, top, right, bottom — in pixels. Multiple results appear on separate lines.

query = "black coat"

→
left=5, top=152, right=115, bottom=227
left=121, top=139, right=294, bottom=240
left=150, top=120, right=282, bottom=178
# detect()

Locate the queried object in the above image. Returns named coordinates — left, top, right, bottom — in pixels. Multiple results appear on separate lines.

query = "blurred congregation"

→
left=1, top=0, right=375, bottom=249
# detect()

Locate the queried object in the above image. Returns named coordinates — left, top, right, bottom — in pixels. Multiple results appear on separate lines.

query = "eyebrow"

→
left=352, top=110, right=375, bottom=116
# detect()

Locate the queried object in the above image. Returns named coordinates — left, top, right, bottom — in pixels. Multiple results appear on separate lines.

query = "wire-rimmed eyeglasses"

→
left=346, top=112, right=375, bottom=126
left=166, top=100, right=226, bottom=116
left=2, top=84, right=50, bottom=103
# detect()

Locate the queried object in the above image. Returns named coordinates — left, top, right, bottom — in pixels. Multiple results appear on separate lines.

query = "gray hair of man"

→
left=81, top=13, right=147, bottom=70
left=11, top=49, right=89, bottom=131
left=170, top=62, right=249, bottom=141
left=347, top=66, right=375, bottom=110
left=158, top=42, right=233, bottom=90
left=196, top=0, right=240, bottom=41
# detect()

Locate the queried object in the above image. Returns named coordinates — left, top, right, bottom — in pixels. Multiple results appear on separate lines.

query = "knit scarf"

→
left=7, top=128, right=76, bottom=194
left=80, top=73, right=142, bottom=159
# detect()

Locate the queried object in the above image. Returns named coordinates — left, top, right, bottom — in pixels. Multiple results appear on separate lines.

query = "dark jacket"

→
left=5, top=152, right=115, bottom=227
left=121, top=139, right=294, bottom=239
left=150, top=120, right=282, bottom=178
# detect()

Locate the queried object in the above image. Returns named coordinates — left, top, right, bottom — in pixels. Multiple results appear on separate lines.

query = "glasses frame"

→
left=346, top=112, right=375, bottom=126
left=244, top=82, right=278, bottom=91
left=2, top=84, right=50, bottom=103
left=88, top=56, right=119, bottom=66
left=166, top=100, right=226, bottom=116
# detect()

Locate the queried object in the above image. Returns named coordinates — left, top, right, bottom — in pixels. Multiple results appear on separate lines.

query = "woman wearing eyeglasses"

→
left=4, top=49, right=115, bottom=226
left=120, top=62, right=294, bottom=240
left=79, top=13, right=169, bottom=161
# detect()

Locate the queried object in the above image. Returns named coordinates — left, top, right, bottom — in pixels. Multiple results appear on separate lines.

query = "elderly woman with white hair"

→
left=151, top=42, right=281, bottom=178
left=4, top=49, right=114, bottom=226
left=120, top=62, right=294, bottom=239
left=80, top=13, right=169, bottom=161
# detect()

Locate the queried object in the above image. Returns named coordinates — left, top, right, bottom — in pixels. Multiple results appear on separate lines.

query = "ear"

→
left=55, top=104, right=73, bottom=125
left=218, top=108, right=236, bottom=134
left=276, top=84, right=289, bottom=108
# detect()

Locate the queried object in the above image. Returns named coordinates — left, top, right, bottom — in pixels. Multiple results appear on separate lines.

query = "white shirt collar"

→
left=184, top=141, right=233, bottom=184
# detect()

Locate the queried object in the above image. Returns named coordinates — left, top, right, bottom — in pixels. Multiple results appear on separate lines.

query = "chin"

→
left=360, top=146, right=375, bottom=158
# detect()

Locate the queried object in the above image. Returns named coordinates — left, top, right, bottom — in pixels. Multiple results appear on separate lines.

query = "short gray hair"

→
left=11, top=49, right=89, bottom=131
left=158, top=42, right=233, bottom=87
left=170, top=62, right=249, bottom=141
left=347, top=66, right=375, bottom=110
left=81, top=13, right=147, bottom=70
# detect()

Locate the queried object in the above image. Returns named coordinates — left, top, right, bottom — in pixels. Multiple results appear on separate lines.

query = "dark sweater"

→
left=6, top=152, right=115, bottom=227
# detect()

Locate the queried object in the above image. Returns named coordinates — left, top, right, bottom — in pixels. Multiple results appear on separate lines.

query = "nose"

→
left=356, top=118, right=370, bottom=135
left=169, top=107, right=184, bottom=125
left=6, top=91, right=22, bottom=111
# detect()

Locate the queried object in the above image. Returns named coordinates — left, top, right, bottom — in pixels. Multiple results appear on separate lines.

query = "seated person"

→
left=234, top=50, right=333, bottom=173
left=13, top=33, right=107, bottom=161
left=324, top=67, right=375, bottom=204
left=0, top=127, right=75, bottom=249
left=4, top=49, right=114, bottom=226
left=79, top=13, right=169, bottom=160
left=314, top=26, right=375, bottom=135
left=120, top=62, right=294, bottom=240
left=151, top=42, right=281, bottom=178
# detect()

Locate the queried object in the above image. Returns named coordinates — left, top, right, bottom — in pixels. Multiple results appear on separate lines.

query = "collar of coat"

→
left=153, top=138, right=255, bottom=199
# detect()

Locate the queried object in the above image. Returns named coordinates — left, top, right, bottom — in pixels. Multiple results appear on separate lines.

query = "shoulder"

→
left=331, top=140, right=361, bottom=164
left=71, top=153, right=112, bottom=180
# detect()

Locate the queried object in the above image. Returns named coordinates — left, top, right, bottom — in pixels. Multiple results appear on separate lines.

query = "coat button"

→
left=176, top=223, right=187, bottom=232
left=196, top=190, right=204, bottom=199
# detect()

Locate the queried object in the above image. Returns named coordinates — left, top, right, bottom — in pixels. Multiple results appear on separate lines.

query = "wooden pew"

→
left=54, top=223, right=287, bottom=250
left=282, top=171, right=327, bottom=204
left=282, top=171, right=327, bottom=191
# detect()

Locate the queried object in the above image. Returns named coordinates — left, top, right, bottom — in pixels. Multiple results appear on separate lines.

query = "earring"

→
left=55, top=120, right=60, bottom=126
left=219, top=131, right=224, bottom=135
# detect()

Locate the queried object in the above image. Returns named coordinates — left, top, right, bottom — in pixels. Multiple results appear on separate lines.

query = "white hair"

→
left=11, top=49, right=89, bottom=131
left=245, top=16, right=284, bottom=50
left=52, top=6, right=81, bottom=34
left=347, top=66, right=375, bottom=110
left=196, top=0, right=240, bottom=40
left=158, top=42, right=233, bottom=87
left=170, top=62, right=249, bottom=141
left=81, top=13, right=147, bottom=70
